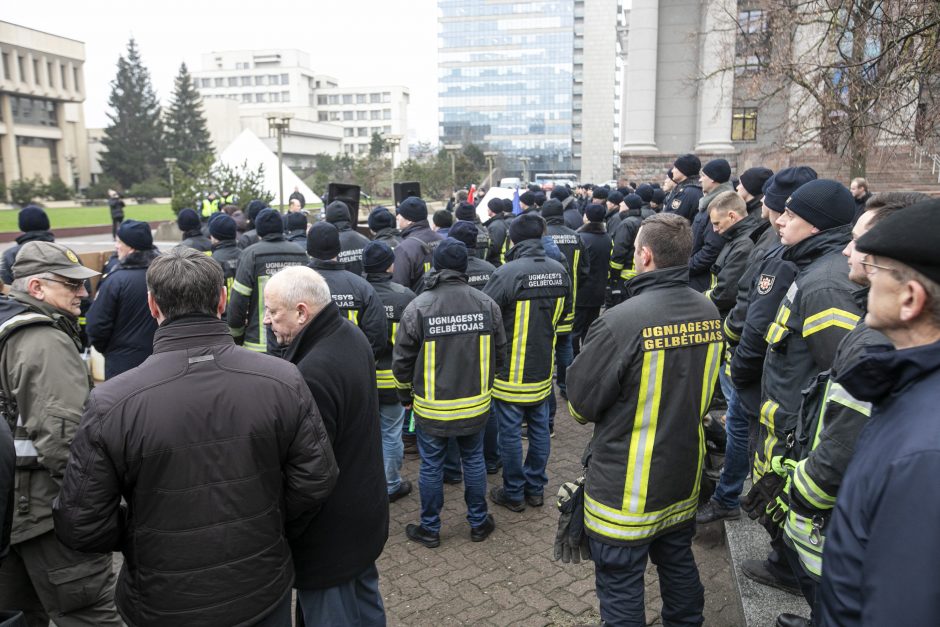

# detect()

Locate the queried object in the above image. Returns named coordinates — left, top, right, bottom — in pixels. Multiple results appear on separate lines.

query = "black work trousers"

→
left=590, top=524, right=704, bottom=627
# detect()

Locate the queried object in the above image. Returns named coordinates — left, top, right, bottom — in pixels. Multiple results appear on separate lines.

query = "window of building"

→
left=1, top=53, right=9, bottom=81
left=255, top=75, right=266, bottom=86
left=280, top=73, right=289, bottom=85
left=735, top=54, right=761, bottom=75
left=731, top=107, right=758, bottom=141
left=73, top=67, right=80, bottom=92
left=17, top=56, right=26, bottom=82
left=329, top=111, right=341, bottom=121
left=356, top=94, right=367, bottom=104
left=11, top=96, right=57, bottom=126
left=383, top=125, right=391, bottom=134
left=242, top=93, right=252, bottom=103
left=32, top=59, right=40, bottom=84
left=358, top=144, right=368, bottom=154
left=344, top=127, right=354, bottom=137
left=343, top=111, right=354, bottom=120
left=269, top=92, right=279, bottom=103
left=328, top=95, right=339, bottom=105
left=344, top=144, right=354, bottom=153
left=738, top=9, right=766, bottom=33
left=228, top=77, right=238, bottom=86
left=357, top=127, right=368, bottom=137
left=60, top=64, right=67, bottom=89
left=16, top=136, right=58, bottom=176
left=256, top=93, right=267, bottom=103
left=268, top=74, right=279, bottom=85
left=239, top=76, right=250, bottom=86
left=46, top=61, right=53, bottom=86
left=317, top=95, right=328, bottom=105
left=342, top=94, right=353, bottom=105
left=383, top=109, right=392, bottom=120
left=318, top=112, right=328, bottom=121
left=382, top=92, right=391, bottom=103
left=214, top=77, right=224, bottom=87
left=366, top=92, right=378, bottom=103
left=370, top=110, right=381, bottom=120
left=357, top=110, right=367, bottom=120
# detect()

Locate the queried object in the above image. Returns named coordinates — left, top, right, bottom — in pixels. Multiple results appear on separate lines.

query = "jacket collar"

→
left=117, top=248, right=159, bottom=270
left=309, top=258, right=345, bottom=272
left=699, top=182, right=734, bottom=211
left=505, top=237, right=545, bottom=262
left=329, top=220, right=352, bottom=232
left=722, top=213, right=761, bottom=241
left=746, top=197, right=763, bottom=217
left=424, top=269, right=468, bottom=289
left=782, top=224, right=852, bottom=266
left=365, top=272, right=394, bottom=284
left=182, top=229, right=204, bottom=240
left=625, top=266, right=690, bottom=298
left=578, top=221, right=606, bottom=234
left=282, top=302, right=344, bottom=363
left=852, top=286, right=869, bottom=312
left=152, top=316, right=233, bottom=354
left=484, top=214, right=508, bottom=227
left=261, top=233, right=286, bottom=242
left=401, top=220, right=431, bottom=238
left=678, top=177, right=702, bottom=191
left=544, top=215, right=565, bottom=226
left=374, top=227, right=400, bottom=239
left=15, top=230, right=55, bottom=246
left=211, top=240, right=237, bottom=252
left=839, top=340, right=940, bottom=402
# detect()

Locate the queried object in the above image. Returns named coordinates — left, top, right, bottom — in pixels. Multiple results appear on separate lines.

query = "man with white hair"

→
left=264, top=266, right=388, bottom=625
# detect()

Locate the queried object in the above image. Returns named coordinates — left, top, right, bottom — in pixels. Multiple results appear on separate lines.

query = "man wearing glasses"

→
left=0, top=241, right=121, bottom=625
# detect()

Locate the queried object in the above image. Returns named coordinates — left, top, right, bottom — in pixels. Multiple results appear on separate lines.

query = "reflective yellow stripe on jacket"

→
left=413, top=337, right=493, bottom=420
left=377, top=321, right=398, bottom=390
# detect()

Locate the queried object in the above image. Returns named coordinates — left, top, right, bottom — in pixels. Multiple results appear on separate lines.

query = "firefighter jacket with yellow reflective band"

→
left=365, top=271, right=417, bottom=404
left=0, top=292, right=90, bottom=544
left=704, top=213, right=761, bottom=318
left=566, top=265, right=723, bottom=546
left=483, top=238, right=571, bottom=405
left=227, top=233, right=309, bottom=352
left=308, top=259, right=387, bottom=358
left=608, top=207, right=655, bottom=300
left=545, top=215, right=589, bottom=334
left=392, top=269, right=507, bottom=437
left=782, top=288, right=889, bottom=581
left=754, top=225, right=860, bottom=481
left=484, top=213, right=511, bottom=267
left=466, top=256, right=496, bottom=291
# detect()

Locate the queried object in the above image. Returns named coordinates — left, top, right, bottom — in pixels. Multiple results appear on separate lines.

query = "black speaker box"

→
left=393, top=181, right=422, bottom=207
left=327, top=182, right=361, bottom=227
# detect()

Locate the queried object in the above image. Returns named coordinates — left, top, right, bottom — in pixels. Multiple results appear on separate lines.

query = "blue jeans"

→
left=444, top=439, right=462, bottom=481
left=379, top=403, right=405, bottom=494
left=493, top=398, right=550, bottom=501
left=483, top=412, right=500, bottom=470
left=591, top=526, right=704, bottom=627
left=711, top=369, right=749, bottom=509
left=416, top=426, right=489, bottom=532
left=296, top=563, right=386, bottom=626
left=555, top=333, right=573, bottom=396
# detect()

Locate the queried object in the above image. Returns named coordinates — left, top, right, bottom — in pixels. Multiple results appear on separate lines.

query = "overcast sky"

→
left=6, top=0, right=440, bottom=142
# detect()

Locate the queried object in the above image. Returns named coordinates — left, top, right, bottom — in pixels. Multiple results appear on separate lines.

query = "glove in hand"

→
left=553, top=478, right=591, bottom=564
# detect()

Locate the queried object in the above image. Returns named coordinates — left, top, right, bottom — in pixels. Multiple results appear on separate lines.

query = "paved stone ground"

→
left=378, top=392, right=743, bottom=626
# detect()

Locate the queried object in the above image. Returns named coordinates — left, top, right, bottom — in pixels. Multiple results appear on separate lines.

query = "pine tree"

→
left=101, top=38, right=165, bottom=188
left=164, top=62, right=213, bottom=172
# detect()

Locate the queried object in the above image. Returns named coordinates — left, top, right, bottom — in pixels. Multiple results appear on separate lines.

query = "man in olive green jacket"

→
left=0, top=241, right=121, bottom=626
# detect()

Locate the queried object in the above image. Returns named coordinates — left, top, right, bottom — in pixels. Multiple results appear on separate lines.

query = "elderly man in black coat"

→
left=264, top=265, right=389, bottom=626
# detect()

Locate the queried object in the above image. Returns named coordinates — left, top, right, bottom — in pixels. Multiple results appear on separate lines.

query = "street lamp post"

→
left=386, top=134, right=402, bottom=201
left=443, top=144, right=461, bottom=195
left=519, top=156, right=531, bottom=185
left=164, top=157, right=178, bottom=201
left=483, top=151, right=498, bottom=187
left=266, top=113, right=294, bottom=211
left=64, top=155, right=77, bottom=193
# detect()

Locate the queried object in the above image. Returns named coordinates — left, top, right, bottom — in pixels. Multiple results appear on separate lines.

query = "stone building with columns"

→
left=619, top=0, right=788, bottom=180
left=0, top=21, right=91, bottom=196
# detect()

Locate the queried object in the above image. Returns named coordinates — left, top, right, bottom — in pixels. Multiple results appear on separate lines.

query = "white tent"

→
left=216, top=129, right=320, bottom=206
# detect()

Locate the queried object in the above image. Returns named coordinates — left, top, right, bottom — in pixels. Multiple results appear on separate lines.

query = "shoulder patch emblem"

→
left=757, top=274, right=775, bottom=295
left=671, top=198, right=681, bottom=210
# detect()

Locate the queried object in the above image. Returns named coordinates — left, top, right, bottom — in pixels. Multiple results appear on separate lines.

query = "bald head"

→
left=263, top=266, right=332, bottom=345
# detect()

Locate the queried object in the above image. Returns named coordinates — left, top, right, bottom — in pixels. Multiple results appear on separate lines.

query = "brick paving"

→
left=378, top=392, right=742, bottom=626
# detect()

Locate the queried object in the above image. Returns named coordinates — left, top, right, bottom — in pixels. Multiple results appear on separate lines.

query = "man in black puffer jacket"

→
left=87, top=220, right=160, bottom=378
left=325, top=200, right=370, bottom=275
left=264, top=265, right=388, bottom=626
left=55, top=247, right=339, bottom=627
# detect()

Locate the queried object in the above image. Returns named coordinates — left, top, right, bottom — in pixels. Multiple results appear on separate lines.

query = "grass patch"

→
left=0, top=204, right=176, bottom=233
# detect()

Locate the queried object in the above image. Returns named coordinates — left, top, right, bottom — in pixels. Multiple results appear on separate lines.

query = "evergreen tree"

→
left=101, top=38, right=164, bottom=188
left=164, top=62, right=213, bottom=172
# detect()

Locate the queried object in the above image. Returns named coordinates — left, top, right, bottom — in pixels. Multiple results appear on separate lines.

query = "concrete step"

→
left=724, top=516, right=810, bottom=627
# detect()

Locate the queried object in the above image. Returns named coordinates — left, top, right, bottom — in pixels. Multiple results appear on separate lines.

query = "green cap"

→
left=12, top=241, right=100, bottom=281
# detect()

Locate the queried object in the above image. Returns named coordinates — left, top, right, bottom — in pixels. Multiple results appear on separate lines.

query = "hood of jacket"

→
left=839, top=340, right=940, bottom=403
left=782, top=224, right=852, bottom=267
left=624, top=265, right=690, bottom=299
left=424, top=268, right=468, bottom=290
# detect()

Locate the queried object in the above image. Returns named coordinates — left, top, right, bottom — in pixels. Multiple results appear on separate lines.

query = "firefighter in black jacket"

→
left=573, top=204, right=611, bottom=354
left=324, top=201, right=370, bottom=276
left=450, top=221, right=495, bottom=291
left=306, top=223, right=387, bottom=358
left=393, top=197, right=443, bottom=292
left=363, top=241, right=418, bottom=502
left=208, top=213, right=242, bottom=298
left=608, top=193, right=655, bottom=305
left=368, top=207, right=401, bottom=250
left=666, top=154, right=704, bottom=223
left=393, top=239, right=507, bottom=548
left=228, top=210, right=309, bottom=352
left=455, top=202, right=491, bottom=260
left=483, top=214, right=570, bottom=512
left=567, top=213, right=723, bottom=626
left=484, top=198, right=511, bottom=267
left=704, top=191, right=762, bottom=318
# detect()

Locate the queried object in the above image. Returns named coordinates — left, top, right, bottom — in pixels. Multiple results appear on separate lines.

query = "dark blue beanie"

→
left=18, top=205, right=49, bottom=232
left=208, top=213, right=236, bottom=240
left=433, top=238, right=468, bottom=272
left=254, top=209, right=283, bottom=237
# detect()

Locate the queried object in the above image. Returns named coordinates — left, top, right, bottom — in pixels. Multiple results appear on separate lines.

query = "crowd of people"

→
left=0, top=155, right=935, bottom=627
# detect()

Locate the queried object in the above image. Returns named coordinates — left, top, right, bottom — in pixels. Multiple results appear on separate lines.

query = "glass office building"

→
left=438, top=1, right=576, bottom=173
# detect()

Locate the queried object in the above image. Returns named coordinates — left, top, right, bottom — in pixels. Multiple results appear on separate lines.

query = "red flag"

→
left=467, top=184, right=476, bottom=204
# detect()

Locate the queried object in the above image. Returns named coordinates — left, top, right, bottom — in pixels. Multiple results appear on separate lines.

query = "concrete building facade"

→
left=193, top=49, right=409, bottom=165
left=0, top=21, right=91, bottom=194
